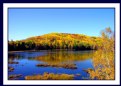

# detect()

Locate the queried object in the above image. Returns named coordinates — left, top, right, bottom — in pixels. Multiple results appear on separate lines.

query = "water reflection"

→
left=9, top=50, right=94, bottom=64
left=8, top=50, right=95, bottom=80
left=29, top=50, right=94, bottom=64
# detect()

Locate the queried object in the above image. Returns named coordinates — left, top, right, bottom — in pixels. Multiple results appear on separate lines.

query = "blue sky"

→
left=8, top=8, right=114, bottom=41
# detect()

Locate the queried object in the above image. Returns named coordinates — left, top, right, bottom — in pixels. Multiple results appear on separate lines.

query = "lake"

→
left=8, top=50, right=95, bottom=80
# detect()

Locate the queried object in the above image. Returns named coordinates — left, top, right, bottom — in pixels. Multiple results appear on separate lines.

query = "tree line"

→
left=9, top=32, right=103, bottom=51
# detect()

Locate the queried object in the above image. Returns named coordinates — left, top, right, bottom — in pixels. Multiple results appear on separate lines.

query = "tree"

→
left=88, top=27, right=115, bottom=80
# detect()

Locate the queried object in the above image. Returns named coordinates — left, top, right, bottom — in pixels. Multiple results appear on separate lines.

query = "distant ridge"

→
left=9, top=33, right=102, bottom=51
left=22, top=33, right=99, bottom=42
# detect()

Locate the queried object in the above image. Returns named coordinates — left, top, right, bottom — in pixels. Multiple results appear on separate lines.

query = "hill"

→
left=8, top=33, right=102, bottom=51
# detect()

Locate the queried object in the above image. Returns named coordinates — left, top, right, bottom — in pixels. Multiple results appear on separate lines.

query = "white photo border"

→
left=3, top=3, right=120, bottom=85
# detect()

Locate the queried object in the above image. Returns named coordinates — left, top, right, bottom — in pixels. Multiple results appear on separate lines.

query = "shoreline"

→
left=8, top=49, right=95, bottom=53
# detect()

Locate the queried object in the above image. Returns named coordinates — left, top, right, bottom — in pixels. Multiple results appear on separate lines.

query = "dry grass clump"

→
left=8, top=66, right=14, bottom=72
left=36, top=63, right=77, bottom=69
left=25, top=72, right=74, bottom=80
left=8, top=74, right=22, bottom=79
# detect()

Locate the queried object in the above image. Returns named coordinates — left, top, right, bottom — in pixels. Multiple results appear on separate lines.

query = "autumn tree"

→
left=88, top=27, right=115, bottom=80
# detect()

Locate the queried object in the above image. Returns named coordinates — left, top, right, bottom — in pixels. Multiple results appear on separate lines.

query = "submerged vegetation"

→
left=8, top=61, right=19, bottom=64
left=36, top=63, right=77, bottom=69
left=8, top=33, right=102, bottom=51
left=25, top=72, right=74, bottom=80
left=8, top=66, right=14, bottom=72
left=9, top=74, right=22, bottom=80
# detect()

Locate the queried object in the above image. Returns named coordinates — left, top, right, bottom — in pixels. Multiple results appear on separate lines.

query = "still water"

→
left=8, top=50, right=95, bottom=80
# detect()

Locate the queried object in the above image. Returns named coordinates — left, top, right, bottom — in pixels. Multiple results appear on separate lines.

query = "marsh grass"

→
left=25, top=72, right=74, bottom=80
left=8, top=74, right=22, bottom=80
left=36, top=63, right=77, bottom=69
left=8, top=66, right=14, bottom=72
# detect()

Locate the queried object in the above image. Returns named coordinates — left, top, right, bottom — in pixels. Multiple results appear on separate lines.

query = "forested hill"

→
left=8, top=33, right=103, bottom=51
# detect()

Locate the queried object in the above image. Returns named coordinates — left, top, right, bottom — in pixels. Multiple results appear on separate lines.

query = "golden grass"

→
left=25, top=72, right=74, bottom=80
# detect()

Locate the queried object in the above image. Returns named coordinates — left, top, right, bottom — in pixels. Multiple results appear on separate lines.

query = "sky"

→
left=8, top=8, right=114, bottom=41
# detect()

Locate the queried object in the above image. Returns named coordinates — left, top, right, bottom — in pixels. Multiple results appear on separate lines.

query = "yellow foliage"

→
left=87, top=28, right=114, bottom=80
left=25, top=72, right=74, bottom=80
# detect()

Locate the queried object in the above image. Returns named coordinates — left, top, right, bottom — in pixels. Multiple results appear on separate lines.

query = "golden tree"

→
left=88, top=27, right=115, bottom=80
